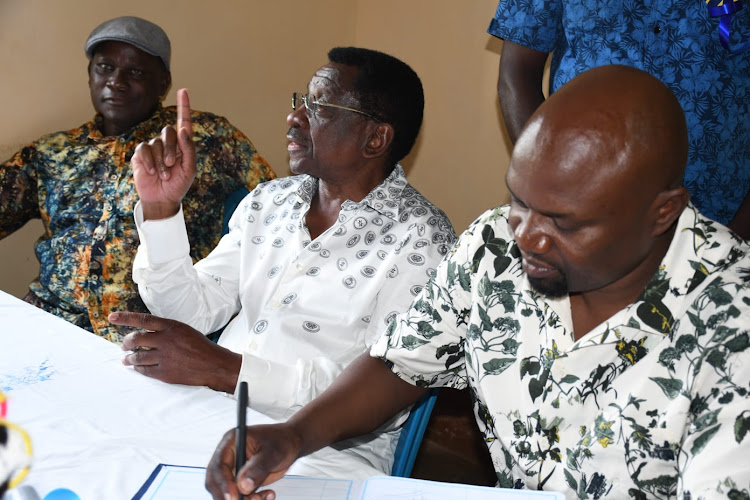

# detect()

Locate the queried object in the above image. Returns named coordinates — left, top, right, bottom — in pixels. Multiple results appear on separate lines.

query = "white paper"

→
left=360, top=476, right=565, bottom=500
left=133, top=465, right=565, bottom=500
left=133, top=465, right=212, bottom=499
left=133, top=465, right=355, bottom=500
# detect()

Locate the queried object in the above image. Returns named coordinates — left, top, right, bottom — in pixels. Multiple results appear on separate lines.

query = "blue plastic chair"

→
left=222, top=187, right=250, bottom=236
left=207, top=187, right=250, bottom=343
left=391, top=388, right=439, bottom=477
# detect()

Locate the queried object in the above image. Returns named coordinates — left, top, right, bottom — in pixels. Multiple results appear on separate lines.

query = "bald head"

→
left=516, top=65, right=688, bottom=192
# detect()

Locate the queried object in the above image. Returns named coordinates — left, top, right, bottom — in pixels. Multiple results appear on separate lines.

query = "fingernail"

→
left=224, top=494, right=232, bottom=500
left=240, top=477, right=254, bottom=492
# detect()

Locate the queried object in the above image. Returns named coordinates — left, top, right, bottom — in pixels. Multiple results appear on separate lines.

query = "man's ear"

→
left=363, top=124, right=394, bottom=159
left=650, top=186, right=690, bottom=237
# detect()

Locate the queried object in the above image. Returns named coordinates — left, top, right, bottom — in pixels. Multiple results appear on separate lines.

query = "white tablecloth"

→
left=0, top=291, right=379, bottom=499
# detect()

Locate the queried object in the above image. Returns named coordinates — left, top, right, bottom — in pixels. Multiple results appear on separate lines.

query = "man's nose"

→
left=513, top=213, right=551, bottom=255
left=286, top=106, right=309, bottom=128
left=106, top=69, right=127, bottom=90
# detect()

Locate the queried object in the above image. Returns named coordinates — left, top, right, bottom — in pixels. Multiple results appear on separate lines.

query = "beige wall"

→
left=0, top=0, right=511, bottom=298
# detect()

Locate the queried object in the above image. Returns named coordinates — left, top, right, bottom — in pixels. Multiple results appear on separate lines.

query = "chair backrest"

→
left=206, top=187, right=250, bottom=343
left=391, top=388, right=439, bottom=478
left=222, top=187, right=250, bottom=236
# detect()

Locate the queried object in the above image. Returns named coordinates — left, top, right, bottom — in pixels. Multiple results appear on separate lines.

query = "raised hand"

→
left=205, top=424, right=302, bottom=500
left=132, top=88, right=198, bottom=220
left=109, top=311, right=241, bottom=393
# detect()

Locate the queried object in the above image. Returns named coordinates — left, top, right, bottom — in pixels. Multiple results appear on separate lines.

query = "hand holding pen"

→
left=204, top=383, right=302, bottom=500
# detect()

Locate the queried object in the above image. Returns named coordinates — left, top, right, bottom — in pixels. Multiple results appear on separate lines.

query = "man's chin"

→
left=528, top=275, right=569, bottom=298
left=288, top=158, right=309, bottom=176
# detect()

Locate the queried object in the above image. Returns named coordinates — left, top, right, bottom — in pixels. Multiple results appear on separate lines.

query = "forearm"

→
left=287, top=353, right=426, bottom=458
left=497, top=40, right=549, bottom=143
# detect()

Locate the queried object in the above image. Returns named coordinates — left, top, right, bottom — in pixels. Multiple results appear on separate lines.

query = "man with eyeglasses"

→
left=108, top=47, right=456, bottom=478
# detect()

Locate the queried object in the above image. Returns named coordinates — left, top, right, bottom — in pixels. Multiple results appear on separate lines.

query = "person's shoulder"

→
left=24, top=121, right=92, bottom=151
left=400, top=184, right=454, bottom=228
left=688, top=207, right=750, bottom=269
left=399, top=182, right=442, bottom=212
left=465, top=204, right=511, bottom=228
left=190, top=108, right=227, bottom=122
left=678, top=208, right=750, bottom=312
left=233, top=176, right=304, bottom=219
left=457, top=205, right=513, bottom=241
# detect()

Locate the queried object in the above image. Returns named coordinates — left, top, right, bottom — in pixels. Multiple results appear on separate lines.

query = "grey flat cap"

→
left=85, top=16, right=171, bottom=71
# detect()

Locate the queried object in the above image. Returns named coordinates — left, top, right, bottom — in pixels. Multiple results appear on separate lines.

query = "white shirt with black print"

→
left=133, top=165, right=455, bottom=476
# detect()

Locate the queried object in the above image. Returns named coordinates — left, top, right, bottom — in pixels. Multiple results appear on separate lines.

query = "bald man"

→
left=205, top=65, right=750, bottom=500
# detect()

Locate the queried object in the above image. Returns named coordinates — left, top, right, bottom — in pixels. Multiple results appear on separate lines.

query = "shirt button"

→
left=653, top=24, right=661, bottom=34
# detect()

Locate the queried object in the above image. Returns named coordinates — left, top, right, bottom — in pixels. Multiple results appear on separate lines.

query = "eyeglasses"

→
left=292, top=92, right=380, bottom=121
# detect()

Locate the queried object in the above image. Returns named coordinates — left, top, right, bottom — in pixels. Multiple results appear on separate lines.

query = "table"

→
left=0, top=291, right=375, bottom=499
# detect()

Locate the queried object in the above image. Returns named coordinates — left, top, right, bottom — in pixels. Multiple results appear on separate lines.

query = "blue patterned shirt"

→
left=488, top=0, right=750, bottom=225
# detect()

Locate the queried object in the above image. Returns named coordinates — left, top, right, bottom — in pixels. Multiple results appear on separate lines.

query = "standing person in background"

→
left=488, top=0, right=750, bottom=239
left=0, top=16, right=275, bottom=342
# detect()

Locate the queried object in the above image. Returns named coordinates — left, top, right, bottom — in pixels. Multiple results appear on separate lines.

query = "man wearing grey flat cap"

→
left=0, top=16, right=276, bottom=343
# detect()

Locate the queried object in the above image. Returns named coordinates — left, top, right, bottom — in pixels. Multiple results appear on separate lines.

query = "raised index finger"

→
left=176, top=88, right=193, bottom=138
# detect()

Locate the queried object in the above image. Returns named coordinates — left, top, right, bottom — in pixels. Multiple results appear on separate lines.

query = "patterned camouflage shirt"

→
left=373, top=203, right=750, bottom=498
left=0, top=105, right=275, bottom=342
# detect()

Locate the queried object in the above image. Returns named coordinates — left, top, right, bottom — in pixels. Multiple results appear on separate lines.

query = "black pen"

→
left=236, top=381, right=248, bottom=499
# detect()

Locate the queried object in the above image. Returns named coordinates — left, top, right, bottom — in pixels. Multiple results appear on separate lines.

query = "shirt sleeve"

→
left=486, top=0, right=562, bottom=53
left=132, top=201, right=242, bottom=334
left=0, top=144, right=41, bottom=239
left=371, top=219, right=486, bottom=390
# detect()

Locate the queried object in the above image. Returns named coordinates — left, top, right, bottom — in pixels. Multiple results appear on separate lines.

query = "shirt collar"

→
left=87, top=104, right=167, bottom=142
left=295, top=164, right=408, bottom=222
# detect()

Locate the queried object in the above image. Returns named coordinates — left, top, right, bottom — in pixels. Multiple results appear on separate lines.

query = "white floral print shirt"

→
left=373, top=203, right=750, bottom=499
